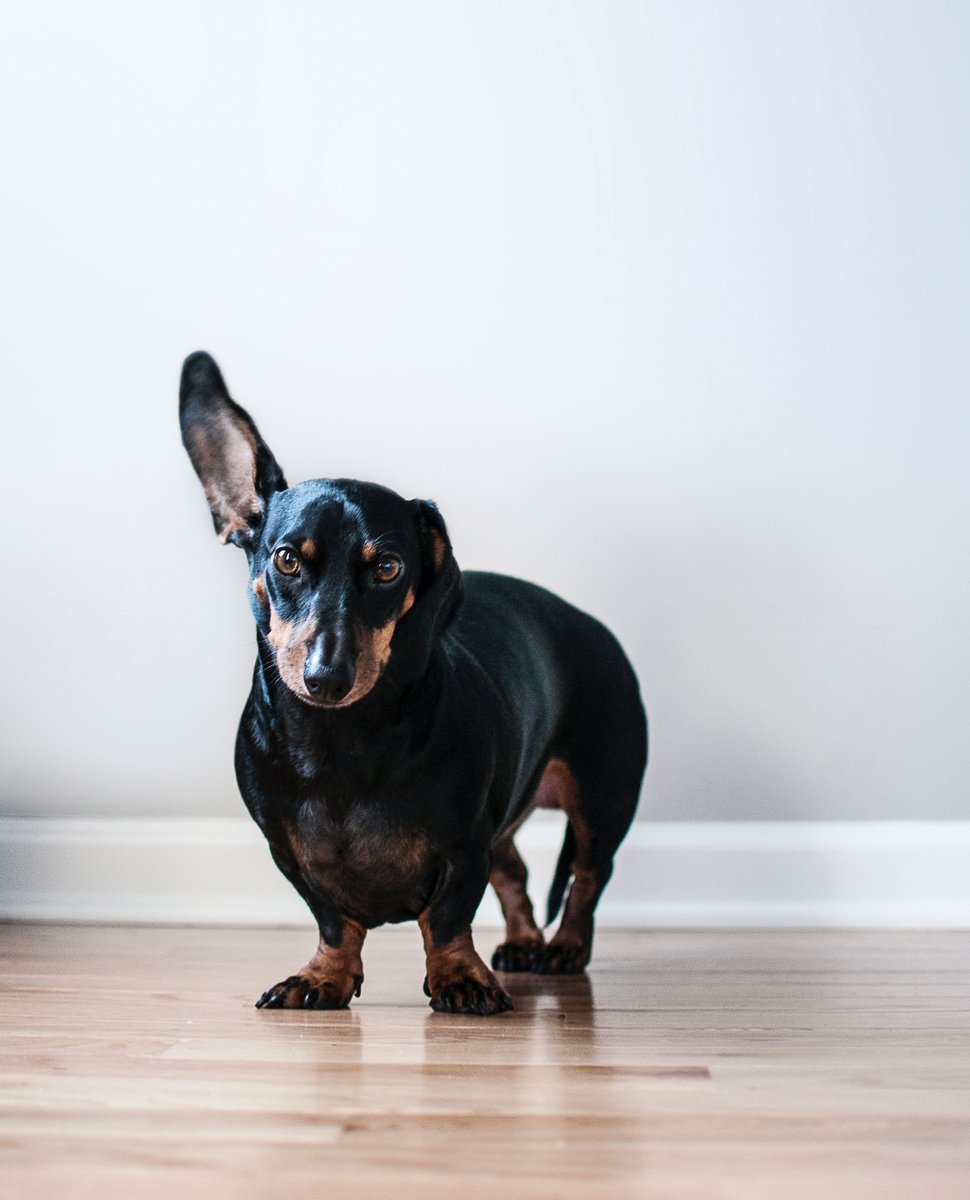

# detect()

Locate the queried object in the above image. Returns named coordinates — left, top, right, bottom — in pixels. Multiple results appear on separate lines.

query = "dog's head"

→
left=179, top=351, right=461, bottom=709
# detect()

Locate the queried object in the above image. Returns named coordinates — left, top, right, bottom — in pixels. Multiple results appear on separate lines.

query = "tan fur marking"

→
left=370, top=618, right=396, bottom=669
left=300, top=538, right=316, bottom=560
left=285, top=821, right=430, bottom=881
left=287, top=919, right=367, bottom=1008
left=400, top=587, right=416, bottom=618
left=307, top=919, right=366, bottom=977
left=542, top=758, right=595, bottom=964
left=552, top=761, right=591, bottom=864
left=490, top=834, right=544, bottom=946
left=306, top=616, right=391, bottom=709
left=266, top=594, right=413, bottom=708
left=428, top=528, right=447, bottom=572
left=187, top=411, right=262, bottom=542
left=285, top=821, right=431, bottom=916
left=418, top=914, right=499, bottom=995
left=361, top=541, right=378, bottom=562
left=532, top=757, right=578, bottom=812
left=266, top=609, right=318, bottom=697
left=252, top=574, right=268, bottom=608
left=349, top=828, right=430, bottom=881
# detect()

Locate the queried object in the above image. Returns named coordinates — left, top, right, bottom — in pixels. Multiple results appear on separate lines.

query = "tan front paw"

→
left=255, top=970, right=363, bottom=1010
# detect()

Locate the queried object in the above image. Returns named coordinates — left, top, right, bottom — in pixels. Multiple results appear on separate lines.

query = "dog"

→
left=179, top=351, right=647, bottom=1015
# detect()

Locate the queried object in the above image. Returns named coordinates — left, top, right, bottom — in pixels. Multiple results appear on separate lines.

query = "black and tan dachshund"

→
left=179, top=352, right=647, bottom=1015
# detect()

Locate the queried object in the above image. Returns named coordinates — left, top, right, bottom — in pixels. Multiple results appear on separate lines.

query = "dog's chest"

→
left=286, top=800, right=433, bottom=923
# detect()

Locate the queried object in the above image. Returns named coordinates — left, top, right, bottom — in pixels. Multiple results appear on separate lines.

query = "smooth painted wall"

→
left=1, top=1, right=967, bottom=820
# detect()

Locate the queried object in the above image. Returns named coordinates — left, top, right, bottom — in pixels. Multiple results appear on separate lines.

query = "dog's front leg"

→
left=419, top=859, right=514, bottom=1016
left=254, top=847, right=366, bottom=1010
left=256, top=910, right=367, bottom=1011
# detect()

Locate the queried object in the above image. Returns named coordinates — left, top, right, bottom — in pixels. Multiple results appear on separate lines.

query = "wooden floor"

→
left=1, top=925, right=968, bottom=1199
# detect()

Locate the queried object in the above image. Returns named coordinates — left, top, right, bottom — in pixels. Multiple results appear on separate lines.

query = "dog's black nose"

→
left=304, top=661, right=356, bottom=704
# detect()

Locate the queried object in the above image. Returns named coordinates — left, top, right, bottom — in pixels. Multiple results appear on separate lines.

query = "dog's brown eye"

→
left=374, top=555, right=403, bottom=584
left=273, top=547, right=300, bottom=576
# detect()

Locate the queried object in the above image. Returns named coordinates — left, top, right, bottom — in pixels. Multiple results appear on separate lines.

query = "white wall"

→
left=0, top=1, right=967, bottom=822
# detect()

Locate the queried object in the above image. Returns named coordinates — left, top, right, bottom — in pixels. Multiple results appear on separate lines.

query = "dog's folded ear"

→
left=391, top=500, right=463, bottom=679
left=179, top=352, right=287, bottom=549
left=414, top=499, right=462, bottom=616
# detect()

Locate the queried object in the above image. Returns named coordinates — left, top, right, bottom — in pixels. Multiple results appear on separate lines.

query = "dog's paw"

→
left=491, top=940, right=543, bottom=973
left=255, top=971, right=363, bottom=1010
left=423, top=972, right=514, bottom=1016
left=530, top=942, right=589, bottom=975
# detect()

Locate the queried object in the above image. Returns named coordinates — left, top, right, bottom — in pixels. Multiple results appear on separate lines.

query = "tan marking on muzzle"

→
left=266, top=592, right=414, bottom=708
left=332, top=617, right=396, bottom=707
left=266, top=610, right=319, bottom=698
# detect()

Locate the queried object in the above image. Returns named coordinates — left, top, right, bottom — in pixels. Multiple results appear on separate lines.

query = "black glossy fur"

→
left=179, top=351, right=647, bottom=1015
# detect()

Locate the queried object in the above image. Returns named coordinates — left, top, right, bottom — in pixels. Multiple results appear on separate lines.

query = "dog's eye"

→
left=273, top=546, right=301, bottom=576
left=373, top=555, right=403, bottom=584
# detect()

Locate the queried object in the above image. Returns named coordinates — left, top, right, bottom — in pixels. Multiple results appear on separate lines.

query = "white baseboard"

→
left=1, top=816, right=968, bottom=929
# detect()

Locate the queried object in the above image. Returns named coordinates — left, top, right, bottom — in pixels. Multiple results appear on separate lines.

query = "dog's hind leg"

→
left=535, top=807, right=600, bottom=974
left=490, top=832, right=545, bottom=972
left=531, top=760, right=598, bottom=974
left=534, top=757, right=642, bottom=976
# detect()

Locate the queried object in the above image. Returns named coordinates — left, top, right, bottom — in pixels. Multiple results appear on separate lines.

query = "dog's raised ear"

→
left=179, top=351, right=287, bottom=548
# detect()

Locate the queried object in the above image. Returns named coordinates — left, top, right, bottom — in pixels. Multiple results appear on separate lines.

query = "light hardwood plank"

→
left=1, top=924, right=969, bottom=1199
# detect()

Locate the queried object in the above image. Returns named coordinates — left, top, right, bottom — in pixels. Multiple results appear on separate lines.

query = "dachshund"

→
left=179, top=351, right=647, bottom=1015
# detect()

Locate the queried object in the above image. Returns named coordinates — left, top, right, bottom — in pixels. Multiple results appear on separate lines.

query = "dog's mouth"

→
left=293, top=685, right=364, bottom=710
